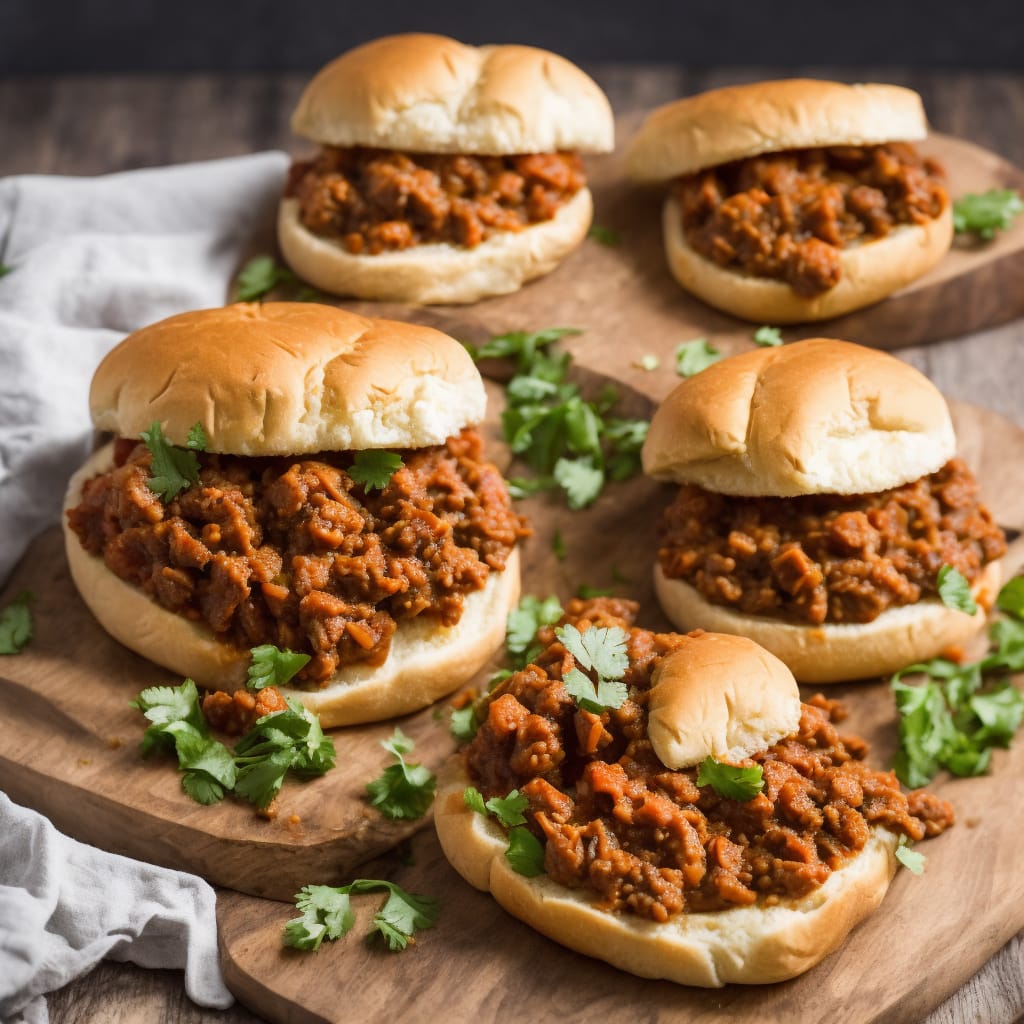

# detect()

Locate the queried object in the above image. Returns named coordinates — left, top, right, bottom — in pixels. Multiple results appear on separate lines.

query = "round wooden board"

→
left=214, top=396, right=1024, bottom=1024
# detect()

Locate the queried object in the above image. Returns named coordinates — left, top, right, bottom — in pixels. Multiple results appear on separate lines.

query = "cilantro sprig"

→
left=936, top=564, right=978, bottom=615
left=236, top=256, right=322, bottom=303
left=132, top=676, right=335, bottom=808
left=754, top=325, right=782, bottom=347
left=463, top=786, right=544, bottom=876
left=556, top=623, right=629, bottom=714
left=696, top=757, right=765, bottom=801
left=952, top=189, right=1023, bottom=240
left=141, top=420, right=207, bottom=501
left=466, top=327, right=649, bottom=509
left=349, top=450, right=404, bottom=492
left=675, top=337, right=721, bottom=377
left=0, top=590, right=34, bottom=654
left=247, top=644, right=310, bottom=690
left=365, top=728, right=437, bottom=820
left=284, top=880, right=438, bottom=952
left=892, top=576, right=1024, bottom=787
left=895, top=836, right=926, bottom=876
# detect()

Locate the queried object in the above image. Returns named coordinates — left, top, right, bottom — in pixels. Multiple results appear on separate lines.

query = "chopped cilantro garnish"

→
left=236, top=256, right=293, bottom=301
left=553, top=456, right=603, bottom=510
left=0, top=590, right=34, bottom=654
left=753, top=325, right=782, bottom=347
left=449, top=704, right=480, bottom=743
left=576, top=584, right=613, bottom=599
left=895, top=836, right=926, bottom=875
left=696, top=757, right=765, bottom=801
left=675, top=338, right=721, bottom=377
left=505, top=826, right=545, bottom=877
left=632, top=354, right=660, bottom=371
left=247, top=644, right=310, bottom=690
left=996, top=575, right=1024, bottom=618
left=953, top=189, right=1023, bottom=240
left=506, top=594, right=564, bottom=670
left=936, top=564, right=978, bottom=614
left=555, top=623, right=629, bottom=713
left=588, top=224, right=620, bottom=247
left=185, top=422, right=209, bottom=451
left=365, top=728, right=436, bottom=820
left=284, top=879, right=438, bottom=952
left=348, top=450, right=403, bottom=491
left=141, top=421, right=204, bottom=501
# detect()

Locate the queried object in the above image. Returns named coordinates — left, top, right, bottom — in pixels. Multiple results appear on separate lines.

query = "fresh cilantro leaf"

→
left=0, top=590, right=34, bottom=654
left=488, top=669, right=513, bottom=691
left=466, top=327, right=582, bottom=373
left=368, top=884, right=440, bottom=951
left=937, top=564, right=978, bottom=614
left=754, top=325, right=782, bottom=347
left=505, top=826, right=545, bottom=877
left=553, top=456, right=604, bottom=510
left=552, top=529, right=567, bottom=561
left=892, top=678, right=956, bottom=787
left=236, top=256, right=296, bottom=302
left=181, top=771, right=226, bottom=805
left=485, top=789, right=529, bottom=828
left=463, top=786, right=488, bottom=816
left=348, top=450, right=403, bottom=491
left=970, top=684, right=1024, bottom=743
left=952, top=189, right=1023, bottom=239
left=632, top=354, right=659, bottom=371
left=247, top=644, right=311, bottom=690
left=588, top=224, right=620, bottom=247
left=895, top=837, right=926, bottom=875
left=141, top=421, right=202, bottom=501
left=996, top=576, right=1024, bottom=618
left=576, top=584, right=613, bottom=599
left=284, top=885, right=355, bottom=951
left=675, top=338, right=721, bottom=377
left=234, top=748, right=293, bottom=808
left=555, top=623, right=629, bottom=680
left=449, top=704, right=479, bottom=743
left=0, top=263, right=12, bottom=278
left=696, top=758, right=765, bottom=801
left=506, top=595, right=564, bottom=669
left=365, top=729, right=436, bottom=820
left=185, top=422, right=209, bottom=451
left=506, top=475, right=554, bottom=500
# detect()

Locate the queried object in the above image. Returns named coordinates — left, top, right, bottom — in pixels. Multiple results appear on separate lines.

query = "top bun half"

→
left=90, top=302, right=487, bottom=455
left=641, top=339, right=955, bottom=496
left=291, top=33, right=615, bottom=155
left=625, top=79, right=928, bottom=183
left=648, top=632, right=800, bottom=770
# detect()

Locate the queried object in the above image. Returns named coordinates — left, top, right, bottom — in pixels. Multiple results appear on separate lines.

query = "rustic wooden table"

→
left=3, top=67, right=1023, bottom=1023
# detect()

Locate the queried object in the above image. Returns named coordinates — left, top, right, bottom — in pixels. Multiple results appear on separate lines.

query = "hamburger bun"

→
left=435, top=630, right=901, bottom=985
left=281, top=33, right=613, bottom=305
left=642, top=339, right=956, bottom=497
left=67, top=303, right=520, bottom=725
left=623, top=79, right=949, bottom=322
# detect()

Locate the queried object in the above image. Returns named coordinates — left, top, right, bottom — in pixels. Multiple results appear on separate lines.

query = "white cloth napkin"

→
left=0, top=151, right=290, bottom=585
left=0, top=793, right=233, bottom=1022
left=0, top=151, right=290, bottom=1020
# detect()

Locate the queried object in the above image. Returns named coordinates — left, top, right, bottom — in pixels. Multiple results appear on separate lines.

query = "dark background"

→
left=2, top=0, right=1023, bottom=73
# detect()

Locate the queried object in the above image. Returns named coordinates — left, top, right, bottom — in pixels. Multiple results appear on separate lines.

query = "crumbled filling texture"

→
left=284, top=147, right=586, bottom=253
left=675, top=142, right=948, bottom=297
left=657, top=459, right=1005, bottom=627
left=202, top=686, right=289, bottom=736
left=464, top=598, right=954, bottom=922
left=66, top=429, right=528, bottom=684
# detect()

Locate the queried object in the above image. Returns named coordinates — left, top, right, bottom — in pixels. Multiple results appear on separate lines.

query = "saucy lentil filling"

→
left=657, top=459, right=1006, bottom=627
left=675, top=142, right=948, bottom=297
left=464, top=598, right=954, bottom=921
left=285, top=147, right=586, bottom=254
left=66, top=428, right=528, bottom=684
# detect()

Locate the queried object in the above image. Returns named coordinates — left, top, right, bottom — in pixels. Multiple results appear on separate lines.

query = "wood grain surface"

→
left=4, top=67, right=1024, bottom=1024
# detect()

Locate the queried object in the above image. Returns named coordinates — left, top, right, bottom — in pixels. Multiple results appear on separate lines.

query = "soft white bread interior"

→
left=661, top=194, right=953, bottom=324
left=291, top=33, right=614, bottom=155
left=641, top=339, right=956, bottom=496
left=647, top=633, right=800, bottom=769
left=63, top=445, right=520, bottom=727
left=654, top=561, right=1001, bottom=685
left=625, top=79, right=928, bottom=183
left=277, top=188, right=593, bottom=305
left=89, top=302, right=486, bottom=456
left=434, top=759, right=900, bottom=986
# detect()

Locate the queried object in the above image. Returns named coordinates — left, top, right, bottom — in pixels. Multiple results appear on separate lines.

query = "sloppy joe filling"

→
left=284, top=147, right=586, bottom=253
left=675, top=142, right=948, bottom=297
left=657, top=459, right=1005, bottom=627
left=66, top=429, right=528, bottom=684
left=464, top=598, right=954, bottom=922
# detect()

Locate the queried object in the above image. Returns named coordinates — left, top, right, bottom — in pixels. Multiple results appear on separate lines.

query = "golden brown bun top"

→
left=291, top=33, right=614, bottom=155
left=90, top=302, right=486, bottom=455
left=648, top=632, right=800, bottom=769
left=625, top=79, right=928, bottom=182
left=641, top=339, right=955, bottom=496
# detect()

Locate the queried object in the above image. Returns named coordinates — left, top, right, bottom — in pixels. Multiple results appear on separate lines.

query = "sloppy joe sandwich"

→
left=63, top=302, right=527, bottom=726
left=435, top=598, right=953, bottom=986
left=279, top=33, right=615, bottom=304
left=624, top=79, right=953, bottom=323
left=642, top=339, right=1005, bottom=682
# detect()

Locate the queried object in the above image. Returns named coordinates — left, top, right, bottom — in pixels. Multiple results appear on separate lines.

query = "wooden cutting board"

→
left=329, top=125, right=1024, bottom=382
left=213, top=397, right=1024, bottom=1024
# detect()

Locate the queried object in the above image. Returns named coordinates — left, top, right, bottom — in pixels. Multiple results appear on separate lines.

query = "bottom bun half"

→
left=278, top=188, right=593, bottom=305
left=434, top=760, right=898, bottom=987
left=63, top=445, right=520, bottom=727
left=662, top=194, right=953, bottom=324
left=654, top=561, right=1000, bottom=684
